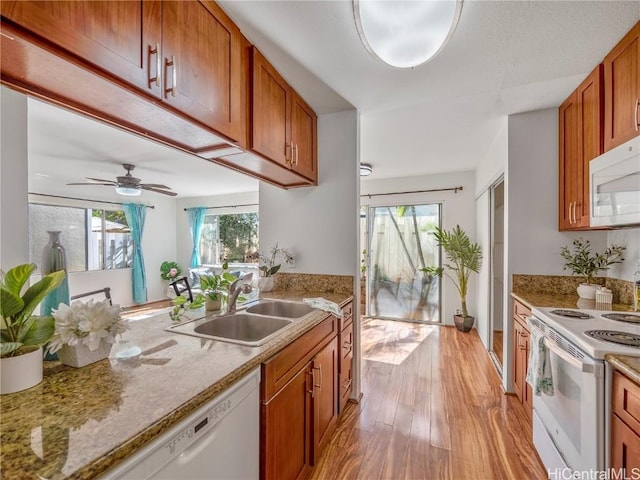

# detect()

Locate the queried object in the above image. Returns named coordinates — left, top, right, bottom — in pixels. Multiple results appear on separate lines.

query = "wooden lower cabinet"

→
left=512, top=300, right=533, bottom=417
left=611, top=369, right=640, bottom=471
left=260, top=314, right=341, bottom=480
left=339, top=319, right=354, bottom=412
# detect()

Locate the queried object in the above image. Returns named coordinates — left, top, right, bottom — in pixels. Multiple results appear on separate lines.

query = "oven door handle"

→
left=543, top=338, right=602, bottom=376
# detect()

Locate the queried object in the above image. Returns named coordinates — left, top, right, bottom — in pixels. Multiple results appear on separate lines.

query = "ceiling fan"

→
left=67, top=163, right=177, bottom=197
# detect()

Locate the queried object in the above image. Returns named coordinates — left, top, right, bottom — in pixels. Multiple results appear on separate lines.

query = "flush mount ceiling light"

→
left=115, top=186, right=142, bottom=196
left=353, top=0, right=463, bottom=69
left=360, top=163, right=373, bottom=176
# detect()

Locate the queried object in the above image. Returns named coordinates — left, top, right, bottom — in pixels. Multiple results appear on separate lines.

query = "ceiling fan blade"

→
left=86, top=177, right=117, bottom=184
left=67, top=182, right=114, bottom=186
left=141, top=183, right=171, bottom=189
left=141, top=185, right=177, bottom=196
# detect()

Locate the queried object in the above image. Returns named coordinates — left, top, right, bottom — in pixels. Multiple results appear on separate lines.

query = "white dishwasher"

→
left=101, top=367, right=260, bottom=480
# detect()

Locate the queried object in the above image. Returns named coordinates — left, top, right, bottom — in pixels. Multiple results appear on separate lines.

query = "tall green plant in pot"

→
left=1, top=263, right=65, bottom=394
left=432, top=225, right=482, bottom=332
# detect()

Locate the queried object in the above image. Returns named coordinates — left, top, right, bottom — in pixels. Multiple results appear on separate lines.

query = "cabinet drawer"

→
left=339, top=301, right=353, bottom=331
left=513, top=300, right=532, bottom=326
left=613, top=370, right=640, bottom=434
left=261, top=315, right=336, bottom=401
left=340, top=321, right=354, bottom=366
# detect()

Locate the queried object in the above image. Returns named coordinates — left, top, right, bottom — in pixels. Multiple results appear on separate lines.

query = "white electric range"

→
left=528, top=307, right=640, bottom=473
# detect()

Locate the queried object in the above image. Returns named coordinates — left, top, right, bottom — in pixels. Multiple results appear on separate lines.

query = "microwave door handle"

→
left=543, top=338, right=597, bottom=375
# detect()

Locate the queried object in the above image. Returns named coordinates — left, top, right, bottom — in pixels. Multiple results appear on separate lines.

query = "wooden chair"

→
left=71, top=287, right=112, bottom=305
left=169, top=276, right=193, bottom=302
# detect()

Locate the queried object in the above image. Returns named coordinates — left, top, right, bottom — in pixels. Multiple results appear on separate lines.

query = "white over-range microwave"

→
left=590, top=136, right=640, bottom=228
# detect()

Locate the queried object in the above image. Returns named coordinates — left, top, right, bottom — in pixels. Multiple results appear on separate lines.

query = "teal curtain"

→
left=187, top=207, right=207, bottom=268
left=123, top=203, right=147, bottom=304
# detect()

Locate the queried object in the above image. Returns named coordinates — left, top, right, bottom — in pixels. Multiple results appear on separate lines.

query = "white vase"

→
left=258, top=276, right=275, bottom=292
left=577, top=283, right=599, bottom=300
left=185, top=306, right=206, bottom=319
left=58, top=341, right=113, bottom=368
left=0, top=346, right=43, bottom=394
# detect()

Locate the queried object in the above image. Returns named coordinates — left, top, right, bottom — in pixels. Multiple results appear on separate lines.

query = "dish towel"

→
left=303, top=297, right=343, bottom=318
left=525, top=328, right=554, bottom=396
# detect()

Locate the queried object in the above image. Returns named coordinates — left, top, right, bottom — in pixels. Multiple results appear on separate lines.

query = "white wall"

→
left=475, top=116, right=508, bottom=196
left=1, top=87, right=29, bottom=269
left=260, top=110, right=359, bottom=277
left=608, top=228, right=640, bottom=282
left=176, top=191, right=258, bottom=270
left=361, top=170, right=477, bottom=327
left=475, top=189, right=491, bottom=347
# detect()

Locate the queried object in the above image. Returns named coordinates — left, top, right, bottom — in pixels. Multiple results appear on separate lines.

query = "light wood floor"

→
left=310, top=318, right=546, bottom=480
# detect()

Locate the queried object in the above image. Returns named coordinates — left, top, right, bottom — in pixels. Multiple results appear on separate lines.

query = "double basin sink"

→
left=166, top=300, right=315, bottom=347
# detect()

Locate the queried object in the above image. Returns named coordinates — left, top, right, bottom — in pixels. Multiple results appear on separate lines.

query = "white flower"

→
left=49, top=299, right=128, bottom=353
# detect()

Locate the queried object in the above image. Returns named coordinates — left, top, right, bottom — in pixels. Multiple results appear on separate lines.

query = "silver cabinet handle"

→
left=568, top=202, right=573, bottom=224
left=285, top=143, right=292, bottom=165
left=295, top=144, right=299, bottom=166
left=165, top=55, right=177, bottom=98
left=313, top=365, right=322, bottom=391
left=307, top=369, right=315, bottom=398
left=148, top=43, right=160, bottom=88
left=635, top=98, right=639, bottom=131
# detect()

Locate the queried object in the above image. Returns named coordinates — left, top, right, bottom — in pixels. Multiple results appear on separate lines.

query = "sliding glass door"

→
left=365, top=204, right=441, bottom=322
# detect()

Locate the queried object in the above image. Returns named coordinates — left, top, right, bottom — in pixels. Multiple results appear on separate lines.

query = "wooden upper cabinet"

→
left=251, top=47, right=290, bottom=166
left=559, top=65, right=603, bottom=230
left=161, top=1, right=242, bottom=142
left=604, top=21, right=640, bottom=151
left=250, top=46, right=318, bottom=184
left=1, top=0, right=162, bottom=96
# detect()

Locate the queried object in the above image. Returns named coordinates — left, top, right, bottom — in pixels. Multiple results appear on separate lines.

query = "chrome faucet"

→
left=227, top=274, right=253, bottom=313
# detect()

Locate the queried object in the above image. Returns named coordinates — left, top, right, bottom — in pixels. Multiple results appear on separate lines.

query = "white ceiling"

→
left=26, top=1, right=640, bottom=195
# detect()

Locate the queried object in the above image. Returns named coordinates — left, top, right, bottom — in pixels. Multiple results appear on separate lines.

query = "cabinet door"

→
left=311, top=336, right=339, bottom=464
left=2, top=0, right=162, bottom=96
left=523, top=330, right=533, bottom=415
left=262, top=364, right=313, bottom=480
left=512, top=319, right=525, bottom=403
left=559, top=93, right=580, bottom=230
left=611, top=414, right=640, bottom=471
left=291, top=91, right=317, bottom=182
left=251, top=47, right=290, bottom=166
left=339, top=321, right=354, bottom=412
left=161, top=1, right=242, bottom=141
left=604, top=22, right=640, bottom=151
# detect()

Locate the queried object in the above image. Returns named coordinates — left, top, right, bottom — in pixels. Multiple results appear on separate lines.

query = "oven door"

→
left=531, top=333, right=604, bottom=471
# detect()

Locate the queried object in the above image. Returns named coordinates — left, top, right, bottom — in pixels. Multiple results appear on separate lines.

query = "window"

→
left=199, top=212, right=259, bottom=264
left=29, top=204, right=132, bottom=272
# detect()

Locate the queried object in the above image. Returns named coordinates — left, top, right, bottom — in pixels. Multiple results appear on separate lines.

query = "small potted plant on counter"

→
left=170, top=293, right=206, bottom=322
left=560, top=238, right=625, bottom=299
left=0, top=263, right=65, bottom=394
left=200, top=263, right=236, bottom=311
left=432, top=225, right=482, bottom=332
left=258, top=243, right=294, bottom=292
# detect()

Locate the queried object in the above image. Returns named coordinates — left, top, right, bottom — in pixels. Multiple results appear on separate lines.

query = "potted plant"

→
left=258, top=243, right=294, bottom=292
left=432, top=225, right=482, bottom=332
left=0, top=263, right=65, bottom=394
left=160, top=261, right=182, bottom=281
left=199, top=263, right=236, bottom=311
left=560, top=238, right=625, bottom=299
left=47, top=299, right=128, bottom=368
left=170, top=293, right=206, bottom=322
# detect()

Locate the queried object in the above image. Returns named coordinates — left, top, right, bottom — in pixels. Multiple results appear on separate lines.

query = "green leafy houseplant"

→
left=560, top=238, right=625, bottom=284
left=1, top=264, right=65, bottom=357
left=199, top=263, right=236, bottom=304
left=432, top=225, right=482, bottom=319
left=259, top=243, right=294, bottom=277
left=170, top=293, right=206, bottom=322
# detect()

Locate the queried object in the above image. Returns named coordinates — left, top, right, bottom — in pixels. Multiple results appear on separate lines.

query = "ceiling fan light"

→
left=353, top=0, right=463, bottom=69
left=360, top=163, right=373, bottom=176
left=115, top=186, right=141, bottom=197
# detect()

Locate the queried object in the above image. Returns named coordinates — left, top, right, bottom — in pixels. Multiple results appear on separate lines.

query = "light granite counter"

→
left=511, top=291, right=632, bottom=312
left=0, top=289, right=353, bottom=480
left=606, top=354, right=640, bottom=385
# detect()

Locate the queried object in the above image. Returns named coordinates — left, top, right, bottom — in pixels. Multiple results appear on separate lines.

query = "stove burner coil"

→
left=585, top=330, right=640, bottom=347
left=601, top=313, right=640, bottom=324
left=550, top=309, right=593, bottom=319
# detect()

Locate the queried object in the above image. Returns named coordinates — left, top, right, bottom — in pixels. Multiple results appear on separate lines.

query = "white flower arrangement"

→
left=48, top=299, right=128, bottom=353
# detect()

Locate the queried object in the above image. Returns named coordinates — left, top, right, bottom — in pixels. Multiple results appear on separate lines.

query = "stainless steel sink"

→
left=244, top=300, right=314, bottom=318
left=166, top=312, right=292, bottom=346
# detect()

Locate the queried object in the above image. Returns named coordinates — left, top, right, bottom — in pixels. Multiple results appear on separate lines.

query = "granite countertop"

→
left=0, top=291, right=353, bottom=479
left=606, top=354, right=640, bottom=385
left=511, top=291, right=632, bottom=312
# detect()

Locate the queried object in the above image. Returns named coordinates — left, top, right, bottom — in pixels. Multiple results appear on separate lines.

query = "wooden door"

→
left=262, top=364, right=313, bottom=480
left=311, top=337, right=338, bottom=463
left=559, top=93, right=580, bottom=230
left=1, top=0, right=162, bottom=97
left=576, top=65, right=603, bottom=227
left=611, top=415, right=640, bottom=471
left=604, top=22, right=640, bottom=151
left=291, top=91, right=318, bottom=182
left=161, top=1, right=242, bottom=141
left=251, top=47, right=290, bottom=166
